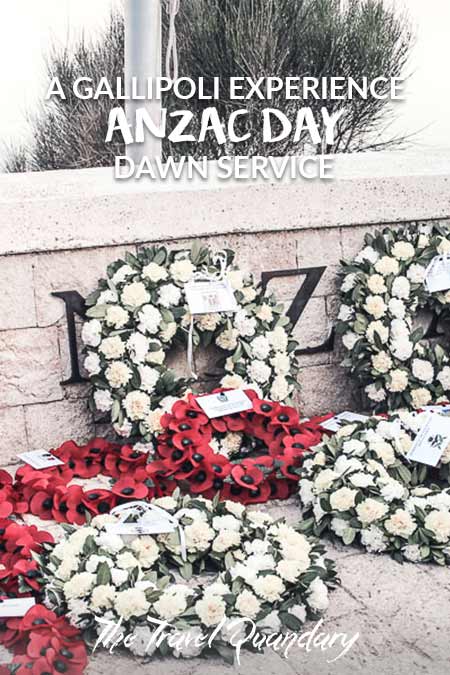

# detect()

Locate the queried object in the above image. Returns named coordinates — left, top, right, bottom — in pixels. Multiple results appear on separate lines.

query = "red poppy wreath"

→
left=3, top=390, right=329, bottom=527
left=150, top=388, right=329, bottom=504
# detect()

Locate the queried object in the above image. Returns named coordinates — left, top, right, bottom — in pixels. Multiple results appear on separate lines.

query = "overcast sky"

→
left=0, top=0, right=449, bottom=169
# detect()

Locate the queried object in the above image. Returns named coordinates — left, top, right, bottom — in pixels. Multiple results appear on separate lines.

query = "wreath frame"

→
left=82, top=242, right=302, bottom=440
left=298, top=407, right=450, bottom=565
left=336, top=222, right=450, bottom=412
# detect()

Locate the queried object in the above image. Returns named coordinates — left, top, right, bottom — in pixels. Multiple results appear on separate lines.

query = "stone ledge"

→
left=1, top=150, right=450, bottom=256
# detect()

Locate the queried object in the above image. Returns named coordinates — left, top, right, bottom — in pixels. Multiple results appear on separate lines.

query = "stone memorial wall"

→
left=1, top=150, right=449, bottom=462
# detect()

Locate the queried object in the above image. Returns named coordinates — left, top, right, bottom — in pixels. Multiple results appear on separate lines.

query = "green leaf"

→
left=97, top=562, right=112, bottom=585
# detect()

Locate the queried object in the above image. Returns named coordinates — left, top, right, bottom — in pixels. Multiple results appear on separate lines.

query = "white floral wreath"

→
left=38, top=492, right=336, bottom=662
left=82, top=243, right=300, bottom=439
left=298, top=409, right=450, bottom=564
left=336, top=223, right=450, bottom=412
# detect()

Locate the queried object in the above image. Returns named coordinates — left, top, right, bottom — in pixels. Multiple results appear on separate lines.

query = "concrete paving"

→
left=87, top=499, right=450, bottom=675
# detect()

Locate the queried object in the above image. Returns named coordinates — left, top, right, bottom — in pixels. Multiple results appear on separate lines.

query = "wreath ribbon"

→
left=111, top=500, right=188, bottom=561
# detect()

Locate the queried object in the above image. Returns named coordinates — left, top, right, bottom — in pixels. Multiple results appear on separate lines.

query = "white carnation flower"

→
left=234, top=310, right=257, bottom=338
left=371, top=351, right=392, bottom=374
left=388, top=298, right=406, bottom=319
left=129, top=626, right=158, bottom=657
left=105, top=362, right=132, bottom=389
left=330, top=487, right=357, bottom=511
left=127, top=332, right=149, bottom=363
left=91, top=584, right=115, bottom=610
left=342, top=332, right=359, bottom=350
left=158, top=283, right=182, bottom=308
left=410, top=387, right=432, bottom=409
left=84, top=353, right=101, bottom=375
left=307, top=577, right=329, bottom=612
left=407, top=264, right=426, bottom=284
left=142, top=262, right=168, bottom=283
left=355, top=246, right=379, bottom=264
left=81, top=319, right=102, bottom=347
left=136, top=365, right=159, bottom=394
left=105, top=305, right=129, bottom=329
left=385, top=509, right=417, bottom=537
left=367, top=321, right=389, bottom=344
left=392, top=276, right=410, bottom=299
left=64, top=572, right=95, bottom=600
left=99, top=336, right=125, bottom=360
left=160, top=322, right=177, bottom=342
left=170, top=259, right=195, bottom=283
left=267, top=326, right=289, bottom=351
left=251, top=335, right=271, bottom=360
left=391, top=241, right=415, bottom=260
left=356, top=498, right=388, bottom=525
left=138, top=305, right=162, bottom=334
left=235, top=590, right=261, bottom=619
left=195, top=596, right=226, bottom=627
left=121, top=281, right=150, bottom=308
left=124, top=390, right=151, bottom=421
left=252, top=574, right=285, bottom=602
left=412, top=359, right=434, bottom=384
left=380, top=479, right=405, bottom=502
left=98, top=289, right=118, bottom=304
left=364, top=295, right=387, bottom=319
left=367, top=274, right=387, bottom=295
left=248, top=360, right=272, bottom=384
left=115, top=588, right=149, bottom=620
left=391, top=338, right=413, bottom=362
left=360, top=525, right=387, bottom=552
left=172, top=627, right=204, bottom=658
left=112, top=264, right=134, bottom=285
left=341, top=273, right=357, bottom=293
left=387, top=369, right=408, bottom=393
left=365, top=383, right=386, bottom=402
left=424, top=510, right=450, bottom=543
left=337, top=304, right=354, bottom=322
left=270, top=374, right=290, bottom=401
left=437, top=366, right=450, bottom=391
left=216, top=328, right=239, bottom=350
left=374, top=256, right=400, bottom=276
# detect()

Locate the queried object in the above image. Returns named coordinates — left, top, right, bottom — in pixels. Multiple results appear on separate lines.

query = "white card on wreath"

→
left=320, top=411, right=369, bottom=433
left=106, top=519, right=177, bottom=536
left=197, top=390, right=253, bottom=418
left=185, top=279, right=238, bottom=315
left=407, top=413, right=450, bottom=467
left=17, top=450, right=64, bottom=470
left=0, top=597, right=36, bottom=617
left=424, top=254, right=450, bottom=293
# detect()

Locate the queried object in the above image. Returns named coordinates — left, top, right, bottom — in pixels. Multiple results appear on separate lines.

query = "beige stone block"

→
left=0, top=327, right=62, bottom=407
left=25, top=398, right=95, bottom=450
left=0, top=406, right=28, bottom=463
left=33, top=244, right=135, bottom=326
left=0, top=254, right=37, bottom=330
left=298, top=363, right=360, bottom=416
left=290, top=296, right=331, bottom=352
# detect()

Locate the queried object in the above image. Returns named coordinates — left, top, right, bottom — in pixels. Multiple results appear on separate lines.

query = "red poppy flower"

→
left=51, top=486, right=87, bottom=525
left=268, top=405, right=300, bottom=429
left=172, top=429, right=204, bottom=451
left=171, top=397, right=208, bottom=424
left=81, top=489, right=117, bottom=517
left=111, top=478, right=149, bottom=500
left=231, top=459, right=269, bottom=489
left=252, top=398, right=281, bottom=417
